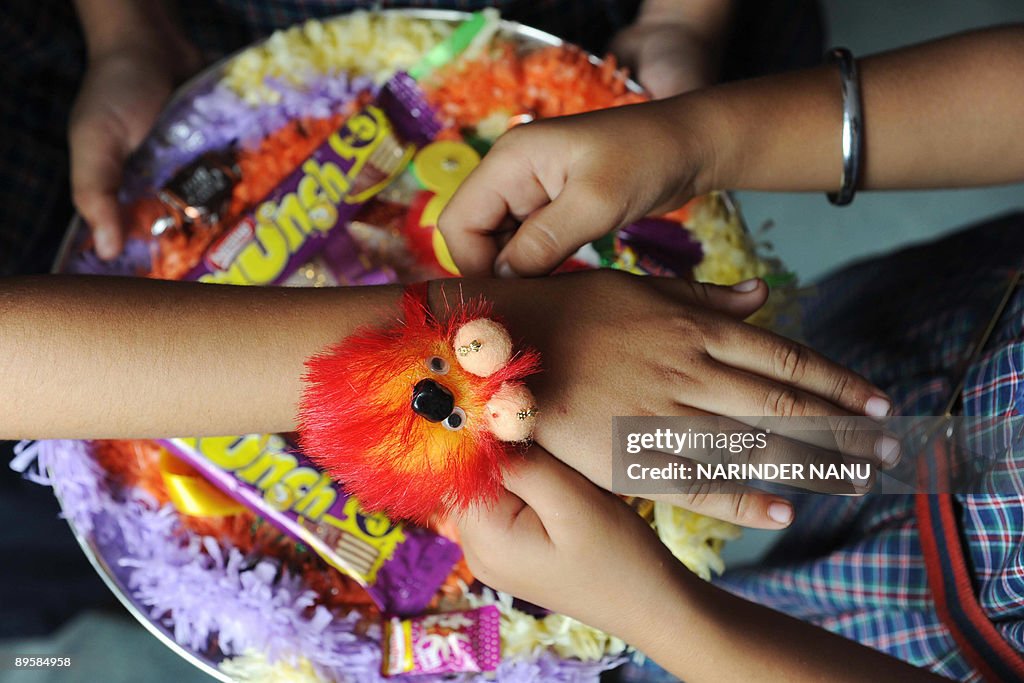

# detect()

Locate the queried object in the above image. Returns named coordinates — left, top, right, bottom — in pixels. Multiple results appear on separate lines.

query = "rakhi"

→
left=299, top=282, right=540, bottom=524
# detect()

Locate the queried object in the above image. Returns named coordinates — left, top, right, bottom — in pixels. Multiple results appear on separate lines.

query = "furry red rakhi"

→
left=298, top=283, right=540, bottom=524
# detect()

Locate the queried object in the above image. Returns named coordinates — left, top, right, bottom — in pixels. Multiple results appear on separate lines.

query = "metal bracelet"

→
left=825, top=47, right=863, bottom=206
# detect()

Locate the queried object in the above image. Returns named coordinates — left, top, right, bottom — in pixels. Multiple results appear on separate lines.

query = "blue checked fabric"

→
left=716, top=213, right=1024, bottom=682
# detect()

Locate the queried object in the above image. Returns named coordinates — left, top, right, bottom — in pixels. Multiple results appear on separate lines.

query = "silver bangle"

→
left=825, top=47, right=862, bottom=206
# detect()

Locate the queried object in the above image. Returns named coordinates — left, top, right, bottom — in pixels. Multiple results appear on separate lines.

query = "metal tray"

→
left=49, top=9, right=642, bottom=681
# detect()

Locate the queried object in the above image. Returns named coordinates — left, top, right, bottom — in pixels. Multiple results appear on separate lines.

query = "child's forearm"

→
left=0, top=276, right=401, bottom=439
left=636, top=0, right=734, bottom=40
left=631, top=572, right=946, bottom=682
left=73, top=0, right=193, bottom=62
left=686, top=25, right=1024, bottom=194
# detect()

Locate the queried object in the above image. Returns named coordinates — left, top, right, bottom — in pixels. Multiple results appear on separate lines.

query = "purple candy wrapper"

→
left=280, top=221, right=399, bottom=288
left=160, top=434, right=461, bottom=615
left=184, top=71, right=440, bottom=286
left=18, top=439, right=623, bottom=682
left=375, top=71, right=440, bottom=148
left=616, top=217, right=704, bottom=277
left=320, top=221, right=400, bottom=286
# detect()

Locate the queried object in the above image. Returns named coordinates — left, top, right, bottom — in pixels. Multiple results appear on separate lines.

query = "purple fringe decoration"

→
left=63, top=237, right=153, bottom=277
left=11, top=440, right=621, bottom=682
left=16, top=440, right=106, bottom=536
left=123, top=74, right=376, bottom=200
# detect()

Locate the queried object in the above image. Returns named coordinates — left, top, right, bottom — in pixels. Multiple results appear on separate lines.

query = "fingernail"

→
left=865, top=396, right=891, bottom=418
left=732, top=278, right=760, bottom=292
left=874, top=435, right=901, bottom=467
left=768, top=501, right=793, bottom=525
left=495, top=261, right=516, bottom=278
left=94, top=230, right=116, bottom=259
left=849, top=466, right=872, bottom=488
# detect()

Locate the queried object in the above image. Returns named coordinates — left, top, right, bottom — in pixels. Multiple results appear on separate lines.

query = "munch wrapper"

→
left=160, top=434, right=461, bottom=615
left=280, top=223, right=398, bottom=288
left=382, top=605, right=501, bottom=676
left=184, top=71, right=440, bottom=285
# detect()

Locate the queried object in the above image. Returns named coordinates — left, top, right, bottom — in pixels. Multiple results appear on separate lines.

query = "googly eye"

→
left=443, top=407, right=467, bottom=431
left=425, top=356, right=450, bottom=375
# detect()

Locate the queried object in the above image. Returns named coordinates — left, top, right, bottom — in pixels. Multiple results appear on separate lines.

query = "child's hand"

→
left=438, top=100, right=711, bottom=277
left=437, top=271, right=895, bottom=528
left=454, top=445, right=682, bottom=639
left=610, top=20, right=719, bottom=97
left=69, top=41, right=200, bottom=259
left=456, top=446, right=946, bottom=683
left=609, top=0, right=731, bottom=98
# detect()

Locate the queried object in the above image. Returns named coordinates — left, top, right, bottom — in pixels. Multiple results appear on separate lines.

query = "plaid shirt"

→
left=716, top=213, right=1024, bottom=682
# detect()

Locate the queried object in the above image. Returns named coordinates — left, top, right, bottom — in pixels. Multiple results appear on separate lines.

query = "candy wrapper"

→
left=383, top=606, right=501, bottom=676
left=151, top=150, right=242, bottom=236
left=280, top=221, right=399, bottom=288
left=614, top=218, right=704, bottom=277
left=179, top=71, right=440, bottom=286
left=160, top=434, right=461, bottom=615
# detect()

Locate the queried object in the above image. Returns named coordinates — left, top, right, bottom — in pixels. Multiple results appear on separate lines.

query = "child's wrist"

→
left=621, top=565, right=706, bottom=668
left=426, top=278, right=541, bottom=329
left=634, top=0, right=733, bottom=50
left=660, top=90, right=736, bottom=197
left=78, top=1, right=200, bottom=79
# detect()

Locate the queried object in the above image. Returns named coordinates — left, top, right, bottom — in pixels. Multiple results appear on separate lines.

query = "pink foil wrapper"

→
left=160, top=434, right=460, bottom=615
left=383, top=605, right=502, bottom=676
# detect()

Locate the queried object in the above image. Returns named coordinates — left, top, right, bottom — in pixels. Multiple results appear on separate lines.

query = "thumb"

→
left=496, top=183, right=627, bottom=278
left=652, top=277, right=769, bottom=318
left=451, top=484, right=542, bottom=588
left=501, top=447, right=610, bottom=532
left=638, top=58, right=704, bottom=99
left=69, top=117, right=130, bottom=260
left=453, top=486, right=530, bottom=545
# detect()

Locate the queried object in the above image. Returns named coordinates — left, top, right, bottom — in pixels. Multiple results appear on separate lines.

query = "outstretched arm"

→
left=0, top=275, right=401, bottom=437
left=0, top=272, right=895, bottom=530
left=440, top=25, right=1024, bottom=277
left=704, top=24, right=1024, bottom=193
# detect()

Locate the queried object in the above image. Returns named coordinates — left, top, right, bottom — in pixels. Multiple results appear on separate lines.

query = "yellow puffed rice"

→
left=464, top=588, right=628, bottom=661
left=689, top=193, right=778, bottom=287
left=222, top=11, right=454, bottom=104
left=653, top=501, right=742, bottom=581
left=219, top=649, right=323, bottom=683
left=688, top=193, right=798, bottom=332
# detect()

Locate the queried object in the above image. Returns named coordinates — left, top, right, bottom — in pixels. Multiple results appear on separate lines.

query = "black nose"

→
left=411, top=378, right=455, bottom=422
